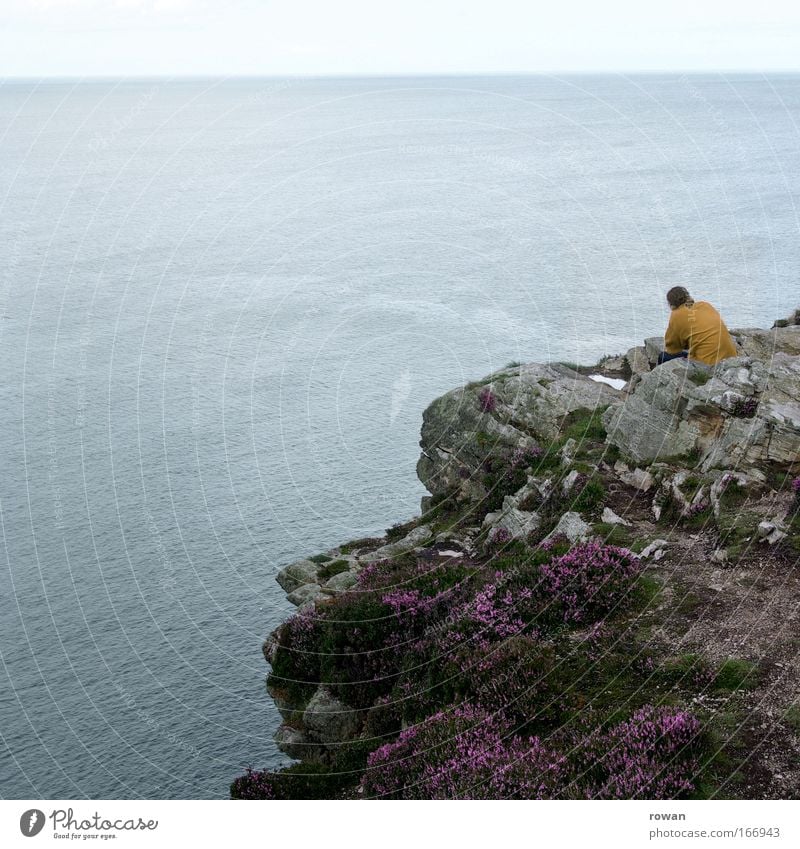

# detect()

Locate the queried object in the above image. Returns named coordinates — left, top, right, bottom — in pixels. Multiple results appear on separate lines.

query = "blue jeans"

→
left=656, top=350, right=688, bottom=366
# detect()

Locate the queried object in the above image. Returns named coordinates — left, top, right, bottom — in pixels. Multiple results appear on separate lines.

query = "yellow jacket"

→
left=664, top=301, right=738, bottom=366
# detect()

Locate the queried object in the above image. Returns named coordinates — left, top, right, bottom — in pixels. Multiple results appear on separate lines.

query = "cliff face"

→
left=236, top=313, right=800, bottom=801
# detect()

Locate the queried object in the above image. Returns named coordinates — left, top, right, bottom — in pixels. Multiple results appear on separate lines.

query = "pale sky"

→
left=2, top=0, right=800, bottom=77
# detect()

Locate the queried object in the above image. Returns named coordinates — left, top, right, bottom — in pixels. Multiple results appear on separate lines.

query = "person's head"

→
left=666, top=286, right=694, bottom=310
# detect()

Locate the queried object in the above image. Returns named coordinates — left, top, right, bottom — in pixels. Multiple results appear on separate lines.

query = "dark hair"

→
left=666, top=286, right=694, bottom=308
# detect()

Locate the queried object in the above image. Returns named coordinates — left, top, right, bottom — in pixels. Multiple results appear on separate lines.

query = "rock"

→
left=601, top=506, right=631, bottom=526
left=604, top=353, right=800, bottom=470
left=274, top=725, right=310, bottom=761
left=757, top=520, right=787, bottom=545
left=643, top=337, right=664, bottom=365
left=625, top=345, right=651, bottom=377
left=772, top=309, right=800, bottom=328
left=324, top=570, right=358, bottom=592
left=483, top=504, right=541, bottom=541
left=732, top=325, right=800, bottom=360
left=302, top=687, right=363, bottom=744
left=561, top=469, right=582, bottom=495
left=596, top=353, right=628, bottom=375
left=360, top=525, right=433, bottom=563
left=711, top=548, right=728, bottom=564
left=613, top=461, right=655, bottom=492
left=544, top=511, right=592, bottom=544
left=276, top=559, right=320, bottom=593
left=262, top=631, right=279, bottom=665
left=640, top=539, right=669, bottom=559
left=559, top=438, right=577, bottom=466
left=287, top=583, right=323, bottom=607
left=417, top=362, right=620, bottom=501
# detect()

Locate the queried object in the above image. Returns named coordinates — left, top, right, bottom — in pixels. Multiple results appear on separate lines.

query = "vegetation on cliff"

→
left=233, top=315, right=800, bottom=800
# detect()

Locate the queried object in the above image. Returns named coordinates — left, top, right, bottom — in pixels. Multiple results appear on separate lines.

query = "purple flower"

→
left=478, top=386, right=497, bottom=413
left=361, top=706, right=567, bottom=799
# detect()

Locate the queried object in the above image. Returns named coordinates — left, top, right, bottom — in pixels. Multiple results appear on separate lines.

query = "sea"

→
left=1, top=74, right=798, bottom=798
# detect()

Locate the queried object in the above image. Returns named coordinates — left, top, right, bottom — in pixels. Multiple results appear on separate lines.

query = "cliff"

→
left=232, top=312, right=800, bottom=800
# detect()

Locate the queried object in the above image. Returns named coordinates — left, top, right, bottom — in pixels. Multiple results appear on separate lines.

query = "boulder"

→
left=625, top=345, right=651, bottom=377
left=757, top=520, right=787, bottom=546
left=273, top=725, right=310, bottom=761
left=643, top=336, right=664, bottom=365
left=483, top=502, right=541, bottom=541
left=601, top=506, right=630, bottom=526
left=732, top=324, right=800, bottom=360
left=302, top=687, right=363, bottom=744
left=417, top=362, right=620, bottom=501
left=613, top=461, right=655, bottom=492
left=604, top=353, right=800, bottom=471
left=276, top=559, right=320, bottom=593
left=359, top=525, right=433, bottom=564
left=543, top=511, right=592, bottom=544
left=324, top=570, right=358, bottom=592
left=287, top=583, right=323, bottom=608
left=640, top=539, right=669, bottom=560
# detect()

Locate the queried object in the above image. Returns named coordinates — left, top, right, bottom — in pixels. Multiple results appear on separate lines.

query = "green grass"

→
left=782, top=704, right=800, bottom=733
left=692, top=706, right=750, bottom=799
left=712, top=658, right=759, bottom=692
left=688, top=370, right=711, bottom=386
left=561, top=406, right=609, bottom=444
left=338, top=536, right=385, bottom=555
left=592, top=522, right=632, bottom=547
left=308, top=553, right=332, bottom=564
left=317, top=559, right=350, bottom=581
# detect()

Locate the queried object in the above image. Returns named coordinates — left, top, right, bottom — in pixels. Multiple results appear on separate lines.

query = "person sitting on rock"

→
left=657, top=286, right=738, bottom=366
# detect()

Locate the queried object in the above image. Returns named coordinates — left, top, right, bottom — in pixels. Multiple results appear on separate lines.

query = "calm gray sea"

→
left=1, top=75, right=798, bottom=799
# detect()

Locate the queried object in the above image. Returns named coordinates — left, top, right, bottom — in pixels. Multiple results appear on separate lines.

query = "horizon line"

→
left=3, top=68, right=800, bottom=83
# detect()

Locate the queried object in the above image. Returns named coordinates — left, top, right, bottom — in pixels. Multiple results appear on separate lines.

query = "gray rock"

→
left=604, top=353, right=800, bottom=470
left=601, top=506, right=631, bottom=526
left=644, top=336, right=665, bottom=365
left=274, top=725, right=311, bottom=761
left=417, top=362, right=620, bottom=501
left=613, top=461, right=655, bottom=492
left=324, top=570, right=358, bottom=592
left=287, top=583, right=323, bottom=607
left=596, top=353, right=628, bottom=374
left=302, top=687, right=363, bottom=744
left=544, top=511, right=592, bottom=544
left=640, top=539, right=669, bottom=559
left=732, top=325, right=800, bottom=360
left=559, top=438, right=578, bottom=466
left=561, top=469, right=582, bottom=496
left=276, top=559, right=320, bottom=593
left=625, top=345, right=651, bottom=376
left=484, top=504, right=541, bottom=541
left=757, top=520, right=787, bottom=545
left=360, top=525, right=433, bottom=563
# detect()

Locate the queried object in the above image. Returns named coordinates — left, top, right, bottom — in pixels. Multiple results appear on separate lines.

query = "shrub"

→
left=360, top=705, right=567, bottom=799
left=572, top=475, right=605, bottom=513
left=575, top=705, right=702, bottom=799
left=729, top=397, right=758, bottom=418
left=267, top=609, right=323, bottom=707
left=537, top=542, right=643, bottom=624
left=231, top=762, right=353, bottom=800
left=478, top=386, right=497, bottom=413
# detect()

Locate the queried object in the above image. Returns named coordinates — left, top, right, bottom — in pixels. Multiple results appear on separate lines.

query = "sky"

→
left=1, top=0, right=800, bottom=78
